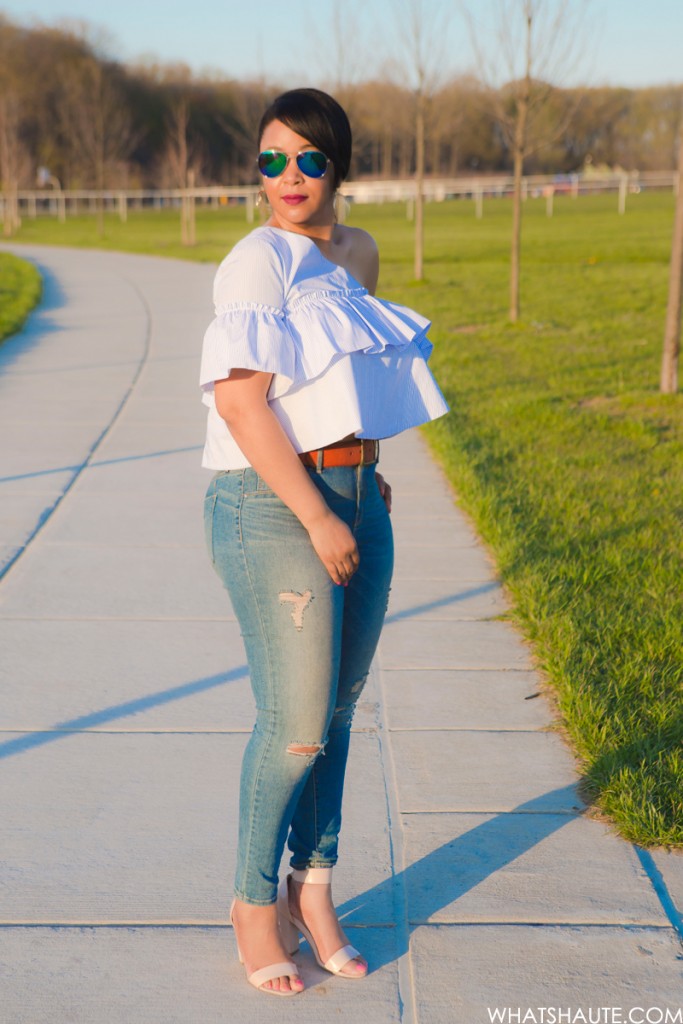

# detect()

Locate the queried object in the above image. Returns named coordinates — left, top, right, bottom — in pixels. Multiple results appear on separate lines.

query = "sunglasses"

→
left=257, top=149, right=330, bottom=179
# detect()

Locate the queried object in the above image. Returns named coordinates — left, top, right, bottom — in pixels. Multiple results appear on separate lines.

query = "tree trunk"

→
left=0, top=94, right=22, bottom=237
left=510, top=143, right=524, bottom=321
left=661, top=132, right=683, bottom=393
left=414, top=89, right=425, bottom=281
left=382, top=128, right=392, bottom=178
left=184, top=168, right=196, bottom=247
left=95, top=103, right=105, bottom=238
left=509, top=8, right=532, bottom=323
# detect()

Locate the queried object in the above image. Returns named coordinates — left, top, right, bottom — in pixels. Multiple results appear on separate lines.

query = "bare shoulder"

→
left=336, top=225, right=380, bottom=293
left=340, top=225, right=379, bottom=258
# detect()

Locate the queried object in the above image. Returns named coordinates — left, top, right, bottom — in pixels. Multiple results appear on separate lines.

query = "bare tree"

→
left=661, top=131, right=683, bottom=394
left=56, top=55, right=135, bottom=234
left=464, top=0, right=590, bottom=320
left=391, top=0, right=451, bottom=280
left=0, top=89, right=29, bottom=236
left=164, top=95, right=205, bottom=245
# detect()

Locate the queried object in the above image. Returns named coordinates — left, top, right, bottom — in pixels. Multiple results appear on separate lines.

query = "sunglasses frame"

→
left=257, top=148, right=331, bottom=180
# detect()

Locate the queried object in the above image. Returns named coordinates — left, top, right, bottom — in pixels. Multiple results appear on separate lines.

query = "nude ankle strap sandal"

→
left=278, top=870, right=367, bottom=979
left=230, top=899, right=302, bottom=996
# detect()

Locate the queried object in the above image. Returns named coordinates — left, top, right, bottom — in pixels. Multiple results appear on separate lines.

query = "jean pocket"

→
left=203, top=492, right=218, bottom=565
left=242, top=471, right=279, bottom=497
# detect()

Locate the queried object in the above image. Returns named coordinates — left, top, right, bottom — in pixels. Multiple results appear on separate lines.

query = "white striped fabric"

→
left=199, top=226, right=449, bottom=470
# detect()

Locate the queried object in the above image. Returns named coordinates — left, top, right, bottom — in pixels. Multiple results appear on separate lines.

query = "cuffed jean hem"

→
left=232, top=889, right=279, bottom=907
left=289, top=858, right=338, bottom=871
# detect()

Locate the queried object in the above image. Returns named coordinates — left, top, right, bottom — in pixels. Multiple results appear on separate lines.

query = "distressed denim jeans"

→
left=204, top=462, right=394, bottom=905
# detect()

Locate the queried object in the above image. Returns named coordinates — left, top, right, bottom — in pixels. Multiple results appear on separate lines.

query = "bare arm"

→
left=214, top=369, right=359, bottom=585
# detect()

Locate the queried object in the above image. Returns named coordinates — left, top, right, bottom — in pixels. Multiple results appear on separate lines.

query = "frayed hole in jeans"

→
left=279, top=589, right=313, bottom=631
left=286, top=741, right=326, bottom=766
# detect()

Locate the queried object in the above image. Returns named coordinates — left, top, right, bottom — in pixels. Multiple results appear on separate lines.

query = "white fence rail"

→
left=1, top=171, right=676, bottom=225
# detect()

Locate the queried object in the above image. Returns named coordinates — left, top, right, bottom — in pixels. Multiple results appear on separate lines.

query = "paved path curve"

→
left=1, top=245, right=681, bottom=1022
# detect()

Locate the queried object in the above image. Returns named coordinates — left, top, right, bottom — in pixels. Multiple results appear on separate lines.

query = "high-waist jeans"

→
left=204, top=462, right=394, bottom=906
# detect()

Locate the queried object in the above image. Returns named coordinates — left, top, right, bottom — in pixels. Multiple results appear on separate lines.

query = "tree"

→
left=163, top=93, right=206, bottom=245
left=661, top=131, right=683, bottom=394
left=0, top=20, right=30, bottom=236
left=464, top=0, right=589, bottom=320
left=55, top=54, right=136, bottom=233
left=0, top=89, right=29, bottom=237
left=391, top=0, right=451, bottom=280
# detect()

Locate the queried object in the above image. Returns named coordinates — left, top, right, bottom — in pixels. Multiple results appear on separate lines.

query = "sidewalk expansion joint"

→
left=0, top=921, right=397, bottom=930
left=406, top=919, right=674, bottom=928
left=375, top=660, right=420, bottom=1024
left=387, top=726, right=552, bottom=733
left=0, top=273, right=153, bottom=587
left=400, top=808, right=584, bottom=816
left=0, top=616, right=237, bottom=622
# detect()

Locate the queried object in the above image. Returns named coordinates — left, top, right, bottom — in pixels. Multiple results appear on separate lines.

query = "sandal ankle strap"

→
left=291, top=867, right=333, bottom=884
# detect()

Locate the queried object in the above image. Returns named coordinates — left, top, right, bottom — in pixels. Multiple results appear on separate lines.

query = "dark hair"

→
left=257, top=88, right=352, bottom=189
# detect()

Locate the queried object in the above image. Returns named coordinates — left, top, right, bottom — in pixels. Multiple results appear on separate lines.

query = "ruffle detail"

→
left=278, top=288, right=432, bottom=397
left=199, top=287, right=433, bottom=406
left=199, top=302, right=295, bottom=406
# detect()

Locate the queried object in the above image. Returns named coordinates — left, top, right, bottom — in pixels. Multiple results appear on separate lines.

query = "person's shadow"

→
left=314, top=785, right=582, bottom=975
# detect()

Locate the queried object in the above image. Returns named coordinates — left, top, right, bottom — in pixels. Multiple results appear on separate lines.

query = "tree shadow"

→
left=385, top=582, right=500, bottom=623
left=0, top=444, right=204, bottom=485
left=329, top=786, right=583, bottom=975
left=0, top=666, right=248, bottom=761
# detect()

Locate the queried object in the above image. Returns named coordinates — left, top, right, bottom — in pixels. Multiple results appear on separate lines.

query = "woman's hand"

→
left=306, top=509, right=360, bottom=586
left=375, top=472, right=392, bottom=513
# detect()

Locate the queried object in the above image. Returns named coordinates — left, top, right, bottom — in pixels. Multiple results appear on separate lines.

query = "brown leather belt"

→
left=299, top=438, right=379, bottom=469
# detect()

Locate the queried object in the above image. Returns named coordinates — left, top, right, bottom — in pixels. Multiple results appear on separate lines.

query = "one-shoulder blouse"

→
left=199, top=225, right=449, bottom=469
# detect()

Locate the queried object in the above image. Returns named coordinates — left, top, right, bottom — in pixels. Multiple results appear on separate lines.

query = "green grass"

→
left=8, top=192, right=683, bottom=847
left=0, top=252, right=42, bottom=343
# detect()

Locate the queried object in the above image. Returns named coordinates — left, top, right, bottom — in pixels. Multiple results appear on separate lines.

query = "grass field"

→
left=6, top=192, right=682, bottom=847
left=0, top=252, right=42, bottom=343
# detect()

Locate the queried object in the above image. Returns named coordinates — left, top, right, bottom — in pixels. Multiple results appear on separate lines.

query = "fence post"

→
left=618, top=174, right=627, bottom=214
left=246, top=191, right=254, bottom=223
left=546, top=186, right=554, bottom=217
left=475, top=187, right=483, bottom=219
left=118, top=192, right=127, bottom=223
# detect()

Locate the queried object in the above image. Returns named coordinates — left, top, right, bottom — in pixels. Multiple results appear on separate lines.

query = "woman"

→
left=201, top=88, right=448, bottom=996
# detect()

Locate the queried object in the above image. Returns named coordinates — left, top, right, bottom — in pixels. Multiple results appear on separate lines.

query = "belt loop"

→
left=374, top=439, right=380, bottom=464
left=316, top=448, right=324, bottom=473
left=360, top=439, right=366, bottom=467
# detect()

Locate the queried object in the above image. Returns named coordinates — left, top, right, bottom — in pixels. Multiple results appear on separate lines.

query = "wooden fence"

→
left=1, top=171, right=676, bottom=228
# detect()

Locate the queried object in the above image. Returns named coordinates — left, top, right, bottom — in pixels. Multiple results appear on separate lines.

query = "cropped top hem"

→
left=199, top=226, right=449, bottom=469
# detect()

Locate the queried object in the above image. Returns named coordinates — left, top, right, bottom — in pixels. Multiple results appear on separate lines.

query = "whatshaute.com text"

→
left=487, top=1008, right=683, bottom=1024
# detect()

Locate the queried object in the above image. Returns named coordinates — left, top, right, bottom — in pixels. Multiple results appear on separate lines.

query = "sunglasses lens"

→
left=296, top=151, right=329, bottom=177
left=258, top=151, right=287, bottom=177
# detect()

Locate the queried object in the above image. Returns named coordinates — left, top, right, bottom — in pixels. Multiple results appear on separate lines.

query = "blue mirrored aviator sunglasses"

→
left=257, top=149, right=330, bottom=179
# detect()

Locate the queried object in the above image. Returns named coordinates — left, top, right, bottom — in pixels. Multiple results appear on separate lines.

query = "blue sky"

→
left=3, top=0, right=681, bottom=88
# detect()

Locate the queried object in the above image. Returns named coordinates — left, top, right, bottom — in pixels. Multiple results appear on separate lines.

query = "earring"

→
left=256, top=189, right=267, bottom=210
left=334, top=192, right=350, bottom=224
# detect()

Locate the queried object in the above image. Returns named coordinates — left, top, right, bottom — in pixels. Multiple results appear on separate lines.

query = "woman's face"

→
left=259, top=119, right=335, bottom=234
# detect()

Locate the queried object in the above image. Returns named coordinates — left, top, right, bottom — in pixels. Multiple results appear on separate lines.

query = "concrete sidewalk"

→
left=0, top=245, right=681, bottom=1023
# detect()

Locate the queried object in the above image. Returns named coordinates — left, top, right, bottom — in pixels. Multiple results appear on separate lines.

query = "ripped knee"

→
left=286, top=740, right=326, bottom=765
